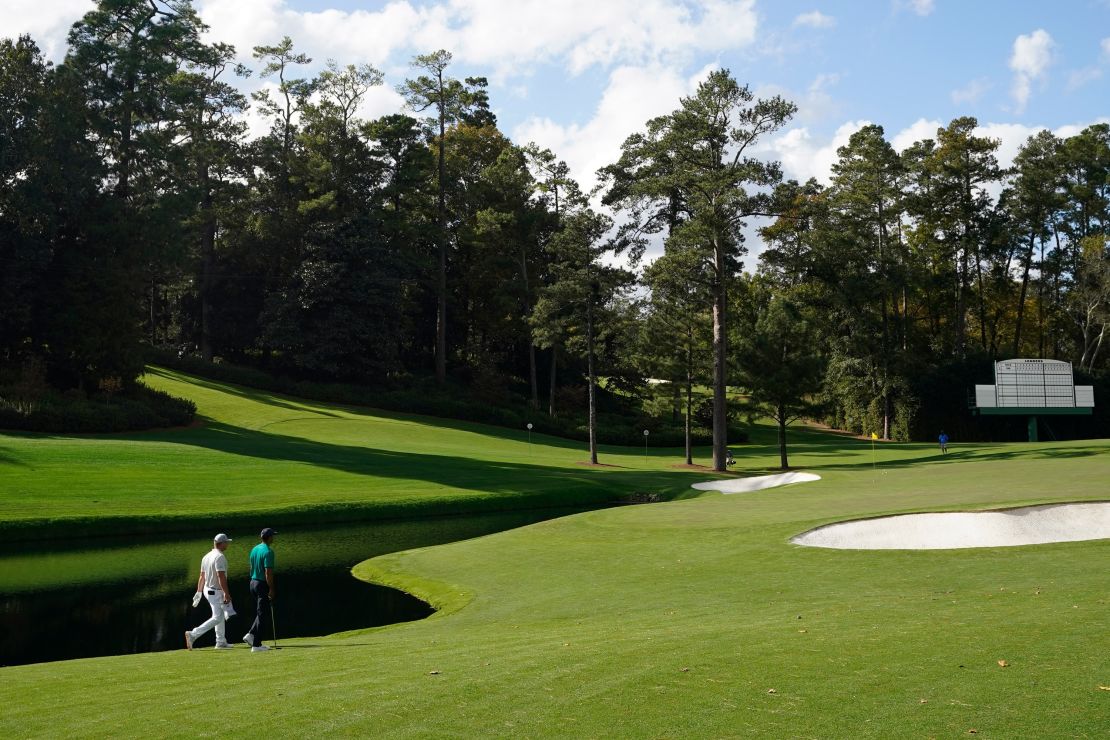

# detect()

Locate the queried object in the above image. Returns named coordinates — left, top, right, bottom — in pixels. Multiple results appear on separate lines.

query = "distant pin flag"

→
left=870, top=432, right=878, bottom=470
left=871, top=432, right=878, bottom=440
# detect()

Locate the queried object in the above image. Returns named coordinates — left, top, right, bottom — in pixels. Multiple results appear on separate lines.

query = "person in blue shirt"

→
left=938, top=431, right=949, bottom=455
left=243, top=527, right=277, bottom=652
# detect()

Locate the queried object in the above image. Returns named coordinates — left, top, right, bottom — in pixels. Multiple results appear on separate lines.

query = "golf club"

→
left=270, top=603, right=281, bottom=649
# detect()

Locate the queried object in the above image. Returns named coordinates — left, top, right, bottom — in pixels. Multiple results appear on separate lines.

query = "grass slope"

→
left=2, top=373, right=1108, bottom=736
left=0, top=367, right=713, bottom=538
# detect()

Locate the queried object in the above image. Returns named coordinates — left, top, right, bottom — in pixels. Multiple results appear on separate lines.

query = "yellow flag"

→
left=870, top=432, right=878, bottom=440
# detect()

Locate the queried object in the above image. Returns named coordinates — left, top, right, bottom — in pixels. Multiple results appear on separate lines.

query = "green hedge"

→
left=148, top=349, right=749, bottom=447
left=0, top=384, right=196, bottom=433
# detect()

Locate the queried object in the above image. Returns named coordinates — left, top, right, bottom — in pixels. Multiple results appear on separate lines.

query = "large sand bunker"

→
left=692, top=471, right=821, bottom=494
left=792, top=502, right=1110, bottom=550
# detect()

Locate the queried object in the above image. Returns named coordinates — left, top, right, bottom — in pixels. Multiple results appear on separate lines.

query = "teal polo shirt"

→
left=249, top=542, right=275, bottom=581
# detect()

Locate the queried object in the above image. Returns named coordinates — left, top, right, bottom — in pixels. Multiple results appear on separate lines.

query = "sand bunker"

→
left=792, top=502, right=1110, bottom=550
left=692, top=471, right=821, bottom=494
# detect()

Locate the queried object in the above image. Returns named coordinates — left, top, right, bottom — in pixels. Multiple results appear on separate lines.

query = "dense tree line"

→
left=2, top=1, right=1108, bottom=467
left=756, top=120, right=1110, bottom=450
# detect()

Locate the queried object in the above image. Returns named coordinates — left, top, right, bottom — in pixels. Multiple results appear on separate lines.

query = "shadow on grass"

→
left=144, top=367, right=343, bottom=419
left=143, top=366, right=598, bottom=454
left=265, top=643, right=376, bottom=649
left=0, top=446, right=30, bottom=466
left=73, top=418, right=699, bottom=499
left=798, top=444, right=1109, bottom=471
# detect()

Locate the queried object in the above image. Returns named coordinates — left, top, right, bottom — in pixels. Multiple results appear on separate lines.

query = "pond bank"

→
left=0, top=507, right=603, bottom=666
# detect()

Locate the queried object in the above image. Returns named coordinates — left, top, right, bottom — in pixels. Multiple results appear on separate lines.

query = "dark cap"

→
left=260, top=527, right=277, bottom=539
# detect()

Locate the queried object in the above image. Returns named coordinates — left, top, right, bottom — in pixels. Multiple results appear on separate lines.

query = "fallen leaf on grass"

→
left=680, top=667, right=690, bottom=672
left=968, top=730, right=977, bottom=734
left=997, top=660, right=1009, bottom=668
left=428, top=670, right=441, bottom=675
left=919, top=699, right=928, bottom=704
left=1099, top=686, right=1110, bottom=691
left=798, top=629, right=808, bottom=633
left=767, top=688, right=777, bottom=694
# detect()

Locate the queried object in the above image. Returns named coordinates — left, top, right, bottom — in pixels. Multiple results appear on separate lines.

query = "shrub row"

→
left=148, top=349, right=748, bottom=447
left=0, top=384, right=196, bottom=434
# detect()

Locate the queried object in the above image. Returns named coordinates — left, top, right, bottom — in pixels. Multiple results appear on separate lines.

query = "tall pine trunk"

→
left=586, top=291, right=598, bottom=464
left=519, top=248, right=538, bottom=410
left=435, top=101, right=448, bottom=386
left=528, top=342, right=539, bottom=410
left=711, top=233, right=728, bottom=472
left=435, top=94, right=447, bottom=384
left=685, top=326, right=693, bottom=466
left=198, top=157, right=215, bottom=362
left=777, top=404, right=789, bottom=470
left=1012, top=230, right=1036, bottom=356
left=548, top=347, right=558, bottom=417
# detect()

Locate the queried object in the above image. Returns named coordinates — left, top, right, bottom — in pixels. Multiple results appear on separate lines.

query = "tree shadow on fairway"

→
left=807, top=444, right=1109, bottom=471
left=144, top=367, right=343, bottom=419
left=0, top=445, right=31, bottom=467
left=144, top=366, right=605, bottom=454
left=161, top=421, right=696, bottom=498
left=263, top=643, right=377, bottom=649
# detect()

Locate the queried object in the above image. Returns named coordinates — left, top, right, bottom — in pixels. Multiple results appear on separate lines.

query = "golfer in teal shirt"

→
left=244, top=527, right=276, bottom=651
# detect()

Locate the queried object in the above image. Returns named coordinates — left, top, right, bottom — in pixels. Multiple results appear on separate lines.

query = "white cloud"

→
left=355, top=84, right=409, bottom=122
left=197, top=0, right=426, bottom=67
left=974, top=122, right=1043, bottom=169
left=793, top=11, right=835, bottom=29
left=907, top=0, right=935, bottom=16
left=891, top=117, right=943, bottom=151
left=951, top=77, right=990, bottom=105
left=197, top=0, right=758, bottom=79
left=887, top=117, right=1110, bottom=176
left=458, top=0, right=758, bottom=76
left=1009, top=29, right=1055, bottom=113
left=0, top=0, right=95, bottom=58
left=1067, top=67, right=1102, bottom=92
left=766, top=116, right=1110, bottom=189
left=238, top=81, right=281, bottom=141
left=239, top=75, right=406, bottom=141
left=1065, top=36, right=1110, bottom=91
left=755, top=73, right=844, bottom=127
left=748, top=115, right=1109, bottom=259
left=768, top=120, right=871, bottom=185
left=513, top=63, right=714, bottom=196
left=888, top=118, right=1056, bottom=170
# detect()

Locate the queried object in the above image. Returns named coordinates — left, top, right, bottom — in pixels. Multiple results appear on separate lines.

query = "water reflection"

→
left=0, top=508, right=593, bottom=666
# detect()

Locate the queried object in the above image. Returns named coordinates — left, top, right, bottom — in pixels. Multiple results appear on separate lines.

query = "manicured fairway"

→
left=2, top=374, right=1108, bottom=736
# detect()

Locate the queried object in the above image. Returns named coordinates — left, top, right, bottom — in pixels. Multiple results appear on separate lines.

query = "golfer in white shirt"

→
left=185, top=533, right=235, bottom=650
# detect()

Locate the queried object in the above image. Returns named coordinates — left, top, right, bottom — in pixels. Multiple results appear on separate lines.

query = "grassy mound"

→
left=0, top=367, right=711, bottom=540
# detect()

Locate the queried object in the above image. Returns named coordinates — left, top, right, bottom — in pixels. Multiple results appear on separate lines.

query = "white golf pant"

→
left=189, top=588, right=227, bottom=645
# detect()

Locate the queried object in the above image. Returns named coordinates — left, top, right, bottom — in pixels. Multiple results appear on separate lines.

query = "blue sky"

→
left=7, top=1, right=1110, bottom=257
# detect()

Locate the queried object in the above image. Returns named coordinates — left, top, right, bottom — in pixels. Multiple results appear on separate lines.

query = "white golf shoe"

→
left=184, top=631, right=194, bottom=651
left=214, top=642, right=234, bottom=650
left=251, top=645, right=271, bottom=652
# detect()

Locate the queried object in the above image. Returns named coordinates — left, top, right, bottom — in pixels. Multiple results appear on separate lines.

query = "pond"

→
left=0, top=507, right=595, bottom=667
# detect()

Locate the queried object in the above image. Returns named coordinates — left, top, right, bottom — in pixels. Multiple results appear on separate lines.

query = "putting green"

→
left=2, top=373, right=1108, bottom=736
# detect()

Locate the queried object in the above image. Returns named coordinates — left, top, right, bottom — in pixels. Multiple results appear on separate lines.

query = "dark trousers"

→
left=248, top=579, right=271, bottom=643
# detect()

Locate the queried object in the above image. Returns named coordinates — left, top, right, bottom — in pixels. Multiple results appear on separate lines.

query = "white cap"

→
left=214, top=533, right=232, bottom=543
